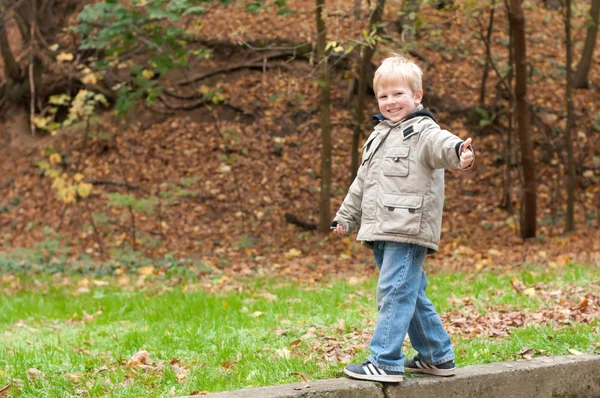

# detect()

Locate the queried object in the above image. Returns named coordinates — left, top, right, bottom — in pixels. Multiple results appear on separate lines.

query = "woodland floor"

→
left=0, top=0, right=599, bottom=281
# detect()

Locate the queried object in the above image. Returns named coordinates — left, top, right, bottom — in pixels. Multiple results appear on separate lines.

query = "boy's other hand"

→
left=460, top=137, right=474, bottom=169
left=332, top=224, right=349, bottom=236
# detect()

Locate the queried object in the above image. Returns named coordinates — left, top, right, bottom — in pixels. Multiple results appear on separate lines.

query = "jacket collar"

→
left=372, top=108, right=436, bottom=124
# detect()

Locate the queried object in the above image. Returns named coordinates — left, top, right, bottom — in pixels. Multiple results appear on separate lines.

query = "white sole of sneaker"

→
left=343, top=368, right=404, bottom=383
left=408, top=367, right=456, bottom=377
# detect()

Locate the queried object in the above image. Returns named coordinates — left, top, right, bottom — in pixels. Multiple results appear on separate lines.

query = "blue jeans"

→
left=367, top=241, right=454, bottom=372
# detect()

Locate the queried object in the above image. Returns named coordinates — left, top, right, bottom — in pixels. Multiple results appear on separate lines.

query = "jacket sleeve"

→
left=417, top=122, right=474, bottom=169
left=333, top=160, right=366, bottom=234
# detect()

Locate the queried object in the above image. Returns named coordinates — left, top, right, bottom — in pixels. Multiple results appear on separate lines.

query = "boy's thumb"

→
left=462, top=138, right=472, bottom=152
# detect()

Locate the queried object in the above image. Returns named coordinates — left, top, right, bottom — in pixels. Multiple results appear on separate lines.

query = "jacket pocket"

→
left=380, top=193, right=423, bottom=235
left=382, top=146, right=409, bottom=177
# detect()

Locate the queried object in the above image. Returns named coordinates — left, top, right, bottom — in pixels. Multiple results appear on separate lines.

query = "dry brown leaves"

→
left=124, top=349, right=191, bottom=383
left=443, top=281, right=600, bottom=339
left=0, top=0, right=598, bottom=282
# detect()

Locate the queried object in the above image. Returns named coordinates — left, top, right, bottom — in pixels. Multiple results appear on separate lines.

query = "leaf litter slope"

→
left=0, top=0, right=599, bottom=279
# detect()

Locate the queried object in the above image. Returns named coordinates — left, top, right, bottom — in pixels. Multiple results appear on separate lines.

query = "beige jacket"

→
left=333, top=109, right=473, bottom=254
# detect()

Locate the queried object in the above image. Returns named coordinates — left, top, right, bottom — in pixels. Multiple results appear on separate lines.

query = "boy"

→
left=332, top=54, right=474, bottom=383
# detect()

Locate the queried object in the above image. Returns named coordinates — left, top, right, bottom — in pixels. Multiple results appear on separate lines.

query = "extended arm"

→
left=418, top=122, right=475, bottom=169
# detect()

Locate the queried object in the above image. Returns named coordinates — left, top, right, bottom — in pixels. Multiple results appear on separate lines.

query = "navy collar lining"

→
left=372, top=109, right=436, bottom=123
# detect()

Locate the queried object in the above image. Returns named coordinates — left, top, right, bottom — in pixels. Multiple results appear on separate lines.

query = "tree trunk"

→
left=316, top=0, right=332, bottom=233
left=0, top=0, right=80, bottom=118
left=501, top=0, right=515, bottom=211
left=509, top=0, right=537, bottom=239
left=573, top=0, right=600, bottom=89
left=396, top=0, right=421, bottom=41
left=0, top=16, right=23, bottom=83
left=564, top=0, right=576, bottom=232
left=479, top=0, right=496, bottom=107
left=354, top=0, right=361, bottom=20
left=351, top=0, right=386, bottom=183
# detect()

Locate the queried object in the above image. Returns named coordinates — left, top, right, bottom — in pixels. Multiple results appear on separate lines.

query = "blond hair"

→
left=373, top=53, right=423, bottom=95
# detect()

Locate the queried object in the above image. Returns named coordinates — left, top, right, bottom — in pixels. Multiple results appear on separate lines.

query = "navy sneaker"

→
left=405, top=356, right=456, bottom=376
left=343, top=360, right=403, bottom=382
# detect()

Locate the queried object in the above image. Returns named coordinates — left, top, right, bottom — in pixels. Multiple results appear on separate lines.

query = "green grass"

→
left=0, top=264, right=599, bottom=397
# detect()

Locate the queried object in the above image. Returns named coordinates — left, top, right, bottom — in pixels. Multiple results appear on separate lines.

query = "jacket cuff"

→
left=454, top=141, right=463, bottom=160
left=332, top=218, right=355, bottom=234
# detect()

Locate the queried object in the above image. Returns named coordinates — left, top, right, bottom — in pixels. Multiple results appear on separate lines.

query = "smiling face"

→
left=376, top=81, right=423, bottom=122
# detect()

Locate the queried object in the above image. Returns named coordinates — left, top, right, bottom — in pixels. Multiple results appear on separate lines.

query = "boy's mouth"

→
left=387, top=108, right=401, bottom=114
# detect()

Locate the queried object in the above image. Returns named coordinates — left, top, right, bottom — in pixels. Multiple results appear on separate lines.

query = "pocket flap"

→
left=385, top=146, right=410, bottom=158
left=382, top=194, right=423, bottom=209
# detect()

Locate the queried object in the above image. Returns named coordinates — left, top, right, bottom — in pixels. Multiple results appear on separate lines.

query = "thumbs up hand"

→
left=460, top=137, right=474, bottom=169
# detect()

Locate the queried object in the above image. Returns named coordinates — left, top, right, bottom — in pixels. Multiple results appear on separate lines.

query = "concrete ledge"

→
left=182, top=378, right=384, bottom=398
left=386, top=354, right=600, bottom=398
left=179, top=355, right=600, bottom=398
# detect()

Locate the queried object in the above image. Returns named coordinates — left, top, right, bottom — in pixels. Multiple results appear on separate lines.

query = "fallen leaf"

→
left=127, top=349, right=151, bottom=367
left=275, top=348, right=291, bottom=359
left=26, top=368, right=44, bottom=381
left=522, top=287, right=536, bottom=297
left=289, top=339, right=302, bottom=350
left=517, top=347, right=535, bottom=360
left=348, top=276, right=363, bottom=285
left=92, top=366, right=108, bottom=376
left=293, top=384, right=310, bottom=391
left=258, top=293, right=278, bottom=302
left=217, top=164, right=231, bottom=174
left=78, top=278, right=90, bottom=287
left=0, top=385, right=10, bottom=397
left=510, top=278, right=525, bottom=293
left=221, top=360, right=236, bottom=369
left=291, top=372, right=309, bottom=382
left=138, top=266, right=154, bottom=276
left=489, top=328, right=508, bottom=337
left=56, top=52, right=73, bottom=62
left=568, top=349, right=584, bottom=356
left=285, top=248, right=302, bottom=258
left=66, top=373, right=83, bottom=382
left=172, top=363, right=189, bottom=382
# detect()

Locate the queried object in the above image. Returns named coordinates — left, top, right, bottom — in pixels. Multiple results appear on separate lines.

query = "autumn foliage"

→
left=0, top=0, right=599, bottom=277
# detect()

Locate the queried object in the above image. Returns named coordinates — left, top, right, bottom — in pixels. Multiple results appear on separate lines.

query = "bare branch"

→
left=157, top=94, right=250, bottom=114
left=177, top=54, right=296, bottom=86
left=87, top=179, right=151, bottom=194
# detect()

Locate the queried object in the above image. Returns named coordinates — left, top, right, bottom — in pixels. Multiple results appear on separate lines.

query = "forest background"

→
left=0, top=0, right=599, bottom=282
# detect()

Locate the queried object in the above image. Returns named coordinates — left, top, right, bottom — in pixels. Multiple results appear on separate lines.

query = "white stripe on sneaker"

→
left=368, top=364, right=380, bottom=375
left=363, top=365, right=372, bottom=375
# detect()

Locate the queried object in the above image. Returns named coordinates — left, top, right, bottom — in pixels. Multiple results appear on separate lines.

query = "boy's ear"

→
left=415, top=89, right=424, bottom=103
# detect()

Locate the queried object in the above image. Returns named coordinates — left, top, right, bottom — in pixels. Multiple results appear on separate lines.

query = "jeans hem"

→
left=430, top=355, right=455, bottom=365
left=367, top=355, right=404, bottom=372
